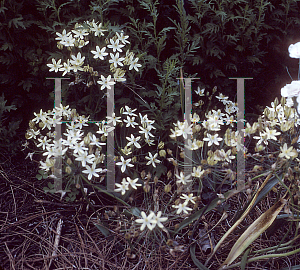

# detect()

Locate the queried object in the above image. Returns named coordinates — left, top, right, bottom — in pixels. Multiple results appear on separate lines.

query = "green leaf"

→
left=8, top=15, right=26, bottom=29
left=190, top=244, right=210, bottom=270
left=241, top=248, right=251, bottom=270
left=93, top=221, right=110, bottom=237
left=0, top=43, right=13, bottom=51
left=36, top=174, right=42, bottom=180
left=18, top=80, right=33, bottom=92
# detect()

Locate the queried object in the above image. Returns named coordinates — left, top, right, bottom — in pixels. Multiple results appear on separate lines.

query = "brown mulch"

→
left=1, top=151, right=300, bottom=270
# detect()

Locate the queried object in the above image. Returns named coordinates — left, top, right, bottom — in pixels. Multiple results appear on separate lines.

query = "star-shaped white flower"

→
left=126, top=134, right=141, bottom=148
left=172, top=202, right=192, bottom=214
left=109, top=52, right=125, bottom=67
left=91, top=46, right=108, bottom=60
left=135, top=211, right=156, bottom=231
left=203, top=133, right=223, bottom=146
left=47, top=58, right=63, bottom=72
left=279, top=143, right=298, bottom=159
left=126, top=177, right=142, bottom=189
left=107, top=38, right=125, bottom=52
left=145, top=152, right=160, bottom=167
left=175, top=171, right=192, bottom=185
left=114, top=178, right=129, bottom=195
left=97, top=75, right=115, bottom=90
left=82, top=163, right=104, bottom=180
left=116, top=156, right=134, bottom=173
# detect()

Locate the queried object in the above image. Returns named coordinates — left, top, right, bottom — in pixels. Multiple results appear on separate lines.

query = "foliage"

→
left=0, top=94, right=21, bottom=156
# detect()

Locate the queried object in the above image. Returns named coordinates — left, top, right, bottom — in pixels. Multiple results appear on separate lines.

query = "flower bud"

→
left=256, top=144, right=265, bottom=152
left=143, top=182, right=150, bottom=193
left=57, top=42, right=63, bottom=49
left=67, top=158, right=72, bottom=165
left=84, top=135, right=90, bottom=145
left=158, top=141, right=164, bottom=149
left=164, top=184, right=172, bottom=193
left=29, top=120, right=35, bottom=129
left=65, top=166, right=72, bottom=174
left=39, top=122, right=45, bottom=129
left=273, top=97, right=279, bottom=108
left=159, top=149, right=166, bottom=158
left=165, top=149, right=172, bottom=156
left=281, top=96, right=286, bottom=106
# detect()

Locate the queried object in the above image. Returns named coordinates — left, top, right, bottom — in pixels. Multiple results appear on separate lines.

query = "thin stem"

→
left=298, top=58, right=300, bottom=80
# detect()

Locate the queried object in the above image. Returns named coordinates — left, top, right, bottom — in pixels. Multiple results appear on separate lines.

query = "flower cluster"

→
left=26, top=104, right=163, bottom=196
left=250, top=98, right=299, bottom=159
left=135, top=211, right=168, bottom=231
left=26, top=105, right=107, bottom=181
left=170, top=90, right=240, bottom=167
left=281, top=42, right=300, bottom=113
left=47, top=21, right=141, bottom=89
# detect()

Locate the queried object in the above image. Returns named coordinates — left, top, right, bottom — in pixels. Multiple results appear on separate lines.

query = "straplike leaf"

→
left=220, top=197, right=287, bottom=268
left=206, top=172, right=273, bottom=265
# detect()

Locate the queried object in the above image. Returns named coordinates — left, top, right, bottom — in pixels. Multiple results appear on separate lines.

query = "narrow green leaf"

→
left=190, top=244, right=210, bottom=270
left=240, top=248, right=251, bottom=270
left=93, top=222, right=110, bottom=237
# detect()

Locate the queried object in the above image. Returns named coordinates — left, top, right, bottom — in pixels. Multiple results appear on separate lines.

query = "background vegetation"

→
left=1, top=0, right=300, bottom=156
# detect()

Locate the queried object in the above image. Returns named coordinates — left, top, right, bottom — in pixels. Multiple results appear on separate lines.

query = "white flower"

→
left=90, top=22, right=107, bottom=36
left=70, top=52, right=85, bottom=66
left=151, top=211, right=168, bottom=228
left=107, top=38, right=125, bottom=52
left=129, top=57, right=142, bottom=71
left=126, top=177, right=142, bottom=189
left=175, top=172, right=192, bottom=185
left=203, top=133, right=223, bottom=146
left=191, top=166, right=205, bottom=178
left=281, top=81, right=300, bottom=98
left=279, top=143, right=298, bottom=159
left=176, top=121, right=193, bottom=139
left=263, top=127, right=280, bottom=141
left=195, top=87, right=205, bottom=96
left=82, top=163, right=105, bottom=180
left=123, top=106, right=137, bottom=116
left=75, top=151, right=94, bottom=167
left=37, top=136, right=51, bottom=150
left=91, top=46, right=108, bottom=60
left=116, top=32, right=130, bottom=44
left=126, top=134, right=141, bottom=148
left=59, top=60, right=72, bottom=76
left=180, top=193, right=197, bottom=204
left=114, top=178, right=129, bottom=195
left=55, top=29, right=71, bottom=41
left=123, top=116, right=138, bottom=128
left=135, top=211, right=156, bottom=231
left=172, top=202, right=192, bottom=214
left=109, top=52, right=125, bottom=67
left=97, top=75, right=115, bottom=90
left=145, top=152, right=160, bottom=167
left=116, top=156, right=134, bottom=173
left=288, top=42, right=300, bottom=58
left=47, top=58, right=63, bottom=72
left=106, top=112, right=122, bottom=126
